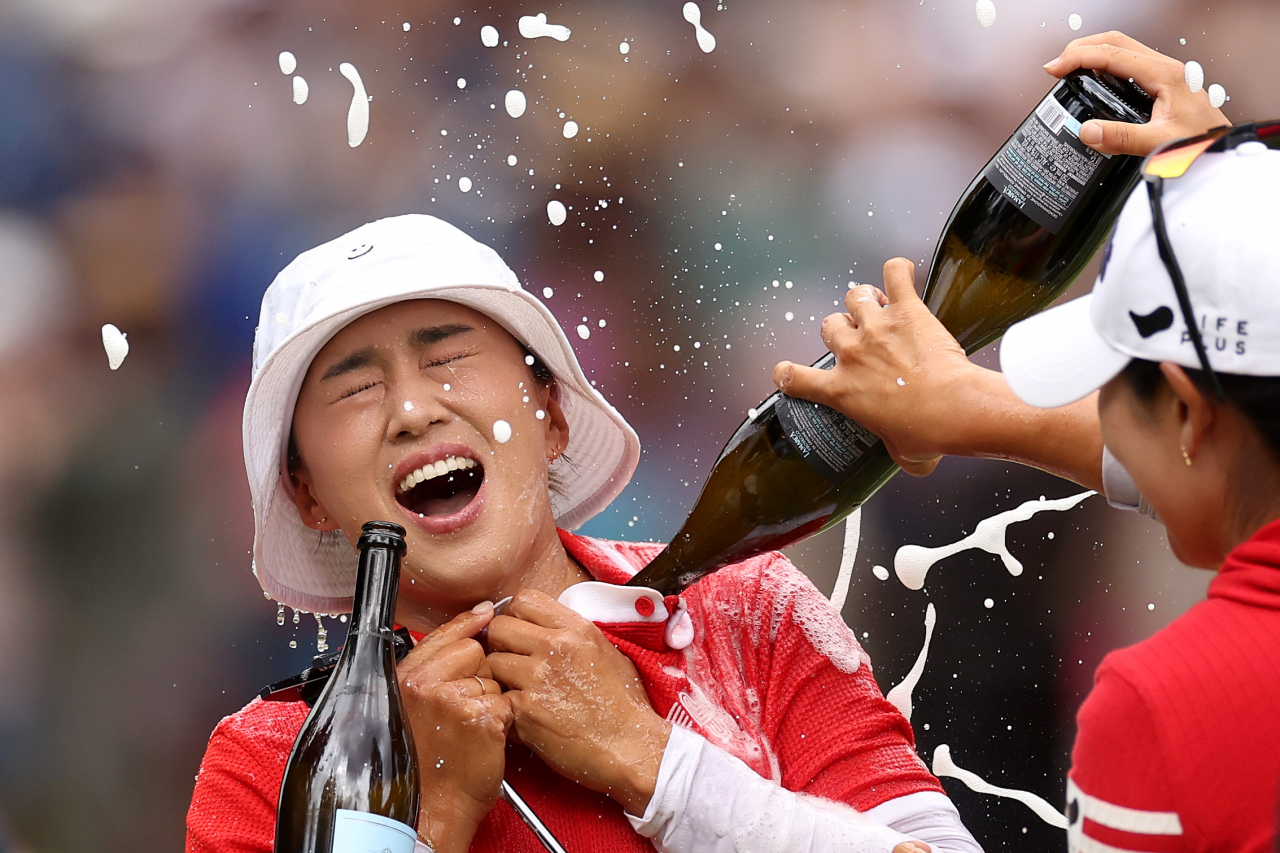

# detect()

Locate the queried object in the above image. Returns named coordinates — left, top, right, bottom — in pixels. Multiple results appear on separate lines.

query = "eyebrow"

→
left=319, top=324, right=476, bottom=382
left=409, top=323, right=474, bottom=347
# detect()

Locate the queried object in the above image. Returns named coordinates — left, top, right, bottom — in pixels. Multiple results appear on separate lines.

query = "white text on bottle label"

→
left=775, top=381, right=880, bottom=485
left=331, top=809, right=417, bottom=853
left=982, top=86, right=1107, bottom=234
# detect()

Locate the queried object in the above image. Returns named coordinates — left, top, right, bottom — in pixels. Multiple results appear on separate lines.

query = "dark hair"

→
left=1121, top=358, right=1280, bottom=461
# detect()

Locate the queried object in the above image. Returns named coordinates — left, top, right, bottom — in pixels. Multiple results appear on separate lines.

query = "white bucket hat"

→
left=1001, top=142, right=1280, bottom=409
left=243, top=214, right=641, bottom=613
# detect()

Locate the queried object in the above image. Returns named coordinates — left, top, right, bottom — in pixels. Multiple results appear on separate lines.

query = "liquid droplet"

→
left=292, top=609, right=301, bottom=625
left=984, top=598, right=994, bottom=609
left=481, top=25, right=499, bottom=47
left=1184, top=60, right=1204, bottom=94
left=456, top=77, right=467, bottom=89
left=402, top=22, right=410, bottom=32
left=885, top=603, right=936, bottom=721
left=518, top=13, right=571, bottom=41
left=619, top=41, right=631, bottom=55
left=338, top=62, right=369, bottom=147
left=563, top=120, right=579, bottom=139
left=975, top=0, right=996, bottom=27
left=547, top=200, right=567, bottom=226
left=507, top=154, right=518, bottom=166
left=278, top=51, right=297, bottom=75
left=542, top=287, right=554, bottom=298
left=292, top=76, right=309, bottom=104
left=276, top=603, right=286, bottom=626
left=102, top=323, right=129, bottom=370
left=931, top=745, right=1068, bottom=829
left=493, top=420, right=513, bottom=443
left=289, top=640, right=297, bottom=648
left=1207, top=82, right=1227, bottom=108
left=872, top=565, right=890, bottom=581
left=593, top=270, right=605, bottom=282
left=576, top=324, right=591, bottom=340
left=459, top=176, right=473, bottom=192
left=315, top=614, right=329, bottom=653
left=1067, top=13, right=1082, bottom=31
left=505, top=89, right=527, bottom=118
left=682, top=3, right=717, bottom=53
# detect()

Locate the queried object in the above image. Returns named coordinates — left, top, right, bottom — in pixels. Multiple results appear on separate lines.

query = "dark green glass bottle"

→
left=274, top=521, right=419, bottom=853
left=629, top=69, right=1153, bottom=596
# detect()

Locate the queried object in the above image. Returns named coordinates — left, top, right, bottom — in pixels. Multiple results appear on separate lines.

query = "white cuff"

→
left=628, top=724, right=916, bottom=853
left=1101, top=445, right=1158, bottom=520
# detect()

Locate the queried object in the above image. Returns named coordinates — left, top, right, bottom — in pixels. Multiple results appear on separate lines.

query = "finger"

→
left=1059, top=31, right=1163, bottom=62
left=899, top=456, right=942, bottom=478
left=844, top=284, right=888, bottom=329
left=1044, top=43, right=1181, bottom=92
left=452, top=675, right=502, bottom=698
left=402, top=637, right=485, bottom=686
left=1079, top=118, right=1198, bottom=158
left=506, top=589, right=576, bottom=630
left=409, top=605, right=495, bottom=661
left=881, top=257, right=920, bottom=305
left=487, top=650, right=536, bottom=690
left=893, top=842, right=932, bottom=853
left=774, top=359, right=839, bottom=400
left=485, top=613, right=549, bottom=656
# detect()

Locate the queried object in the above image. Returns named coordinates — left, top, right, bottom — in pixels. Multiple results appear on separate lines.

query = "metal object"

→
left=502, top=780, right=569, bottom=853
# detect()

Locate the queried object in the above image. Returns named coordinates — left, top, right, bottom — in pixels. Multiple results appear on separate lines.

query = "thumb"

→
left=773, top=360, right=837, bottom=406
left=1079, top=119, right=1167, bottom=157
left=882, top=257, right=920, bottom=305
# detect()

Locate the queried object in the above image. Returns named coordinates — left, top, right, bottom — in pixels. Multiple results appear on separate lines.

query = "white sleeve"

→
left=1100, top=446, right=1158, bottom=520
left=865, top=792, right=983, bottom=853
left=627, top=725, right=979, bottom=853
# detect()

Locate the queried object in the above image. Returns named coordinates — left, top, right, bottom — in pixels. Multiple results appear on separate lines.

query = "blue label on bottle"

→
left=331, top=809, right=417, bottom=853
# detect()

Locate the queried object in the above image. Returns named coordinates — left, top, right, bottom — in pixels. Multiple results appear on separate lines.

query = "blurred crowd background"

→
left=0, top=0, right=1276, bottom=849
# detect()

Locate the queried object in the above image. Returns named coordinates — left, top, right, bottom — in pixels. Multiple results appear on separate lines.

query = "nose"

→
left=386, top=386, right=449, bottom=441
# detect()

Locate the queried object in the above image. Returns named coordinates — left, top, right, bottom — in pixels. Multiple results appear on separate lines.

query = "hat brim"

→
left=999, top=294, right=1132, bottom=409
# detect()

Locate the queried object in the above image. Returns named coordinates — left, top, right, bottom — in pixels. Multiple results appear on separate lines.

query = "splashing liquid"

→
left=975, top=0, right=996, bottom=27
left=315, top=613, right=329, bottom=653
left=504, top=89, right=527, bottom=118
left=681, top=3, right=717, bottom=53
left=932, top=744, right=1068, bottom=828
left=517, top=13, right=571, bottom=41
left=276, top=603, right=286, bottom=626
left=101, top=324, right=129, bottom=370
left=338, top=62, right=369, bottom=147
left=480, top=25, right=499, bottom=47
left=547, top=200, right=567, bottom=226
left=894, top=492, right=1094, bottom=590
left=885, top=603, right=936, bottom=721
left=278, top=52, right=297, bottom=75
left=827, top=508, right=861, bottom=612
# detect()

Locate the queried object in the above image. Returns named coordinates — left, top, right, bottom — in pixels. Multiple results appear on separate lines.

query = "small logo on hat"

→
left=1130, top=306, right=1174, bottom=338
left=347, top=243, right=374, bottom=259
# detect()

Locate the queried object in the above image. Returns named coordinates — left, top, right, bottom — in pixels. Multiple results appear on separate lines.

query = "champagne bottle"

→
left=629, top=69, right=1152, bottom=596
left=275, top=521, right=420, bottom=853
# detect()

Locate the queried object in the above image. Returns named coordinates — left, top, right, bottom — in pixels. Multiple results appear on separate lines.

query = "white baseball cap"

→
left=1001, top=141, right=1280, bottom=409
left=243, top=214, right=641, bottom=614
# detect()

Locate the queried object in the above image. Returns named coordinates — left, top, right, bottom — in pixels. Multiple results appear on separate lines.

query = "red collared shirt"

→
left=186, top=532, right=942, bottom=852
left=1067, top=516, right=1280, bottom=852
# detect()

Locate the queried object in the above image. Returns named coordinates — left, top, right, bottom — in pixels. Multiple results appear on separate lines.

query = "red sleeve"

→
left=1069, top=666, right=1184, bottom=852
left=748, top=555, right=944, bottom=811
left=186, top=699, right=306, bottom=853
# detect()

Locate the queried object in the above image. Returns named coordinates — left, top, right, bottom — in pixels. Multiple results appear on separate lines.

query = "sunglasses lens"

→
left=1145, top=136, right=1219, bottom=179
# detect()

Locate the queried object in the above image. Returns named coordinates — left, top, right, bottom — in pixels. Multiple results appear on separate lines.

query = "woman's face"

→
left=289, top=299, right=569, bottom=618
left=1097, top=368, right=1225, bottom=568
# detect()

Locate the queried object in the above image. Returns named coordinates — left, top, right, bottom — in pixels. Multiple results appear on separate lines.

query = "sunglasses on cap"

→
left=1141, top=120, right=1280, bottom=401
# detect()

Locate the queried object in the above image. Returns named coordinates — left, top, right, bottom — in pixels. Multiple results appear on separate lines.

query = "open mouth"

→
left=395, top=455, right=484, bottom=517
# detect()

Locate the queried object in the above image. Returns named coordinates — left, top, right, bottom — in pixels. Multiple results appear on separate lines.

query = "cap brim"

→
left=999, top=294, right=1131, bottom=409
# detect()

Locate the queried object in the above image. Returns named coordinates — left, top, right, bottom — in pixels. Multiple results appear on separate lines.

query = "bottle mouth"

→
left=1084, top=69, right=1154, bottom=121
left=359, top=520, right=407, bottom=552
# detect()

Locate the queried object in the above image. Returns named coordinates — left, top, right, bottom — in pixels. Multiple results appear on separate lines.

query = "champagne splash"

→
left=518, top=13, right=571, bottom=42
left=338, top=63, right=369, bottom=147
left=931, top=744, right=1068, bottom=829
left=894, top=492, right=1095, bottom=590
left=1067, top=13, right=1082, bottom=31
left=885, top=602, right=935, bottom=721
left=1208, top=83, right=1227, bottom=108
left=563, top=120, right=579, bottom=139
left=547, top=200, right=567, bottom=226
left=975, top=0, right=996, bottom=27
left=828, top=508, right=861, bottom=612
left=278, top=52, right=297, bottom=75
left=682, top=3, right=717, bottom=53
left=504, top=89, right=527, bottom=118
left=315, top=614, right=328, bottom=653
left=292, top=76, right=309, bottom=104
left=480, top=25, right=499, bottom=48
left=101, top=323, right=129, bottom=370
left=1184, top=61, right=1204, bottom=94
left=493, top=420, right=513, bottom=443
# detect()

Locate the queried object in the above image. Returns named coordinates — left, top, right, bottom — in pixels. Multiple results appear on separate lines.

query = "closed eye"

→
left=422, top=350, right=473, bottom=370
left=337, top=380, right=380, bottom=400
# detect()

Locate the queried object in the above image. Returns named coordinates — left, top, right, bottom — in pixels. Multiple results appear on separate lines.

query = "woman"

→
left=185, top=214, right=980, bottom=853
left=773, top=35, right=1280, bottom=852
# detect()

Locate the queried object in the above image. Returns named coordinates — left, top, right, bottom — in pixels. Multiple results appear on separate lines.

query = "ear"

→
left=540, top=382, right=570, bottom=462
left=288, top=465, right=340, bottom=532
left=1161, top=362, right=1216, bottom=461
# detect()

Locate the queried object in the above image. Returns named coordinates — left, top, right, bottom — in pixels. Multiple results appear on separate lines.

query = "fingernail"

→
left=1043, top=57, right=1060, bottom=69
left=472, top=600, right=495, bottom=614
left=1080, top=121, right=1103, bottom=145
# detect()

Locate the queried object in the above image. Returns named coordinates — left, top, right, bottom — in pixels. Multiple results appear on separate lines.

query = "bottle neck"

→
left=350, top=545, right=401, bottom=639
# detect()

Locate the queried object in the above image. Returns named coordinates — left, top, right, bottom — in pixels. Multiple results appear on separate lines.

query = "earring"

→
left=1181, top=446, right=1192, bottom=467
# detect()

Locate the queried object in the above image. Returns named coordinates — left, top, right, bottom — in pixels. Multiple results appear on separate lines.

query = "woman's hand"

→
left=398, top=605, right=512, bottom=853
left=486, top=590, right=671, bottom=816
left=773, top=258, right=982, bottom=476
left=1044, top=31, right=1230, bottom=156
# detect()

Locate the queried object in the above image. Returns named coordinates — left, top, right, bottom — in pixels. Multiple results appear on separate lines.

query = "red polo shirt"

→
left=1067, top=516, right=1280, bottom=852
left=187, top=532, right=942, bottom=852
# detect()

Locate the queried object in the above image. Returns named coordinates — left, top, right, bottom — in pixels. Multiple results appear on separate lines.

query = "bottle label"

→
left=982, top=87, right=1109, bottom=234
left=775, top=392, right=880, bottom=485
left=331, top=809, right=417, bottom=853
